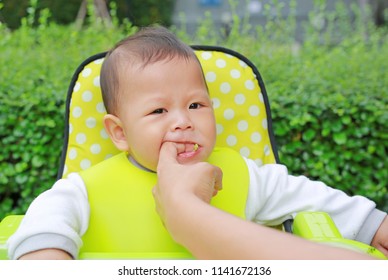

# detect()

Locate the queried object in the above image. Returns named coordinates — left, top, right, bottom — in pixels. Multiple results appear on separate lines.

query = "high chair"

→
left=57, top=45, right=279, bottom=180
left=0, top=46, right=385, bottom=259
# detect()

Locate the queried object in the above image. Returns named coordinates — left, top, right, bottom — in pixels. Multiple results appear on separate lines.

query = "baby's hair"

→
left=100, top=26, right=199, bottom=114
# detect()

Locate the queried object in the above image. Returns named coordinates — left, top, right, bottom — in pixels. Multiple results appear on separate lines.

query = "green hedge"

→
left=250, top=31, right=388, bottom=210
left=0, top=21, right=129, bottom=218
left=266, top=43, right=388, bottom=208
left=1, top=0, right=176, bottom=29
left=0, top=2, right=387, bottom=220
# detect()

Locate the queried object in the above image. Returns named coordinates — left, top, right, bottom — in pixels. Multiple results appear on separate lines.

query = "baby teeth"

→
left=193, top=143, right=199, bottom=151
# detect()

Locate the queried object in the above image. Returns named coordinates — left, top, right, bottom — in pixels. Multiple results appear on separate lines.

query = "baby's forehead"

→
left=117, top=56, right=206, bottom=94
left=119, top=52, right=199, bottom=70
left=116, top=56, right=203, bottom=88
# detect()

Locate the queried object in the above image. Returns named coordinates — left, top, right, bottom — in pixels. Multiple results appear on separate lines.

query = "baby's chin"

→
left=176, top=157, right=203, bottom=166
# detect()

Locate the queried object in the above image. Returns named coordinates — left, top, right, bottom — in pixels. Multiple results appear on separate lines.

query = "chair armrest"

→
left=0, top=215, right=24, bottom=260
left=293, top=211, right=386, bottom=259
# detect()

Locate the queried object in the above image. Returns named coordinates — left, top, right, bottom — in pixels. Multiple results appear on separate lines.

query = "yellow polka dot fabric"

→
left=196, top=49, right=276, bottom=167
left=61, top=48, right=277, bottom=178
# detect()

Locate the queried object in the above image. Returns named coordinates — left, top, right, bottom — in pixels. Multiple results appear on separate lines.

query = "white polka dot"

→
left=206, top=72, right=216, bottom=83
left=251, top=132, right=262, bottom=143
left=262, top=118, right=268, bottom=129
left=72, top=106, right=82, bottom=118
left=94, top=58, right=104, bottom=64
left=86, top=117, right=97, bottom=128
left=239, top=60, right=248, bottom=68
left=259, top=93, right=264, bottom=103
left=69, top=148, right=77, bottom=160
left=240, top=147, right=250, bottom=157
left=234, top=93, right=245, bottom=105
left=216, top=59, right=226, bottom=68
left=201, top=52, right=212, bottom=60
left=73, top=82, right=81, bottom=92
left=100, top=129, right=109, bottom=139
left=264, top=145, right=271, bottom=156
left=93, top=76, right=100, bottom=87
left=255, top=158, right=263, bottom=167
left=216, top=124, right=224, bottom=135
left=82, top=68, right=92, bottom=77
left=63, top=164, right=68, bottom=176
left=249, top=105, right=260, bottom=116
left=80, top=159, right=91, bottom=170
left=76, top=133, right=87, bottom=144
left=238, top=120, right=249, bottom=131
left=82, top=90, right=93, bottom=102
left=96, top=102, right=106, bottom=113
left=220, top=82, right=231, bottom=94
left=223, top=109, right=235, bottom=120
left=245, top=80, right=255, bottom=90
left=230, top=69, right=241, bottom=79
left=69, top=123, right=73, bottom=134
left=212, top=98, right=221, bottom=109
left=90, top=144, right=101, bottom=154
left=226, top=135, right=237, bottom=146
left=105, top=154, right=113, bottom=160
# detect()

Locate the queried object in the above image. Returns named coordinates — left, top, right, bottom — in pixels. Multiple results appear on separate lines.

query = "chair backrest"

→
left=58, top=46, right=279, bottom=179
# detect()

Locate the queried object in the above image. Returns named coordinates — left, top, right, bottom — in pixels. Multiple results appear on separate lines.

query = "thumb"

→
left=212, top=165, right=223, bottom=196
left=157, top=142, right=184, bottom=170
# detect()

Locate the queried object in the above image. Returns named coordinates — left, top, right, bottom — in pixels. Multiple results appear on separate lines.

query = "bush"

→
left=267, top=43, right=388, bottom=209
left=0, top=0, right=176, bottom=29
left=0, top=1, right=387, bottom=220
left=0, top=14, right=132, bottom=218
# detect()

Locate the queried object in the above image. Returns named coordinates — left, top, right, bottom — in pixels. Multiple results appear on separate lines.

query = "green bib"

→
left=79, top=147, right=249, bottom=259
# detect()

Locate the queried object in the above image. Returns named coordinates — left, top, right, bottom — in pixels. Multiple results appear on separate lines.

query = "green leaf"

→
left=302, top=129, right=316, bottom=141
left=333, top=132, right=347, bottom=145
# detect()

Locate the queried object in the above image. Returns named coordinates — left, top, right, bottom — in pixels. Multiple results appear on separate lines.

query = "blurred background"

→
left=1, top=0, right=387, bottom=32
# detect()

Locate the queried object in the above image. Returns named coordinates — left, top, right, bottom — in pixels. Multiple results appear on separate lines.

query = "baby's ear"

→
left=103, top=114, right=129, bottom=151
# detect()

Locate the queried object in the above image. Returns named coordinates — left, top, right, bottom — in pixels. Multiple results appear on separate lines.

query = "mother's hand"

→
left=153, top=142, right=222, bottom=231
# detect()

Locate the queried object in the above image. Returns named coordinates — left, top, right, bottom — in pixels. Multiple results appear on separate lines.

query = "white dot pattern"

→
left=86, top=117, right=97, bottom=128
left=212, top=98, right=221, bottom=109
left=234, top=93, right=245, bottom=105
left=226, top=135, right=237, bottom=146
left=206, top=72, right=217, bottom=83
left=82, top=91, right=93, bottom=102
left=220, top=82, right=231, bottom=94
left=197, top=51, right=275, bottom=167
left=64, top=58, right=119, bottom=177
left=82, top=68, right=92, bottom=77
left=63, top=51, right=276, bottom=178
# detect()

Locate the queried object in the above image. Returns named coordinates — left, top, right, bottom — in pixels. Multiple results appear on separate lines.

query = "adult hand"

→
left=153, top=142, right=222, bottom=231
left=152, top=142, right=375, bottom=260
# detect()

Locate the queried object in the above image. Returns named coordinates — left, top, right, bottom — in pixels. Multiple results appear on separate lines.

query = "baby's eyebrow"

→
left=144, top=95, right=168, bottom=104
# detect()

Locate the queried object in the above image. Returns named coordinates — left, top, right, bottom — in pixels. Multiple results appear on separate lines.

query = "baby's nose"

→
left=172, top=112, right=193, bottom=131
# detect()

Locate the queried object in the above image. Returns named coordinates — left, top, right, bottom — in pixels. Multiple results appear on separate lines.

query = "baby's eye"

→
left=151, top=108, right=166, bottom=114
left=189, top=103, right=201, bottom=109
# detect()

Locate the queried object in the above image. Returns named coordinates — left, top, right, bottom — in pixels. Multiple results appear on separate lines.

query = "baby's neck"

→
left=128, top=155, right=155, bottom=173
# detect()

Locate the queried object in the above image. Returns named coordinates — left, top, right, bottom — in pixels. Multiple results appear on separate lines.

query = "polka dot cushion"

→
left=196, top=49, right=276, bottom=167
left=61, top=48, right=277, bottom=178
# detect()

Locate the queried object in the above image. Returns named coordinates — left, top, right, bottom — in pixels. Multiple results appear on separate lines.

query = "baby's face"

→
left=116, top=57, right=216, bottom=171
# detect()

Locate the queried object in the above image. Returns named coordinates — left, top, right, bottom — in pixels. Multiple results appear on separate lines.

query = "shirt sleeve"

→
left=243, top=158, right=385, bottom=244
left=7, top=173, right=90, bottom=259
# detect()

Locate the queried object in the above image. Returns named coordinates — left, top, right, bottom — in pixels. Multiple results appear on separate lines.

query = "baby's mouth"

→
left=178, top=143, right=200, bottom=158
